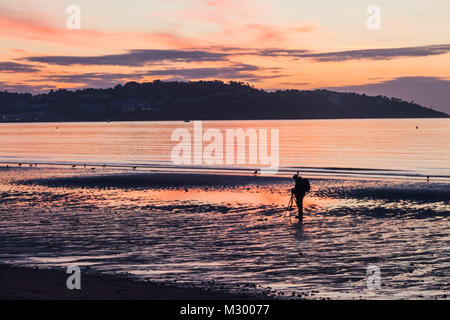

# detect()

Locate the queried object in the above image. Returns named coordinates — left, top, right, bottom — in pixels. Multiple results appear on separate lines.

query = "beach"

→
left=0, top=166, right=448, bottom=300
left=0, top=263, right=259, bottom=300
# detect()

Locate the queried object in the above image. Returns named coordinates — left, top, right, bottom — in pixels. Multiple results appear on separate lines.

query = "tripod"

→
left=284, top=192, right=295, bottom=215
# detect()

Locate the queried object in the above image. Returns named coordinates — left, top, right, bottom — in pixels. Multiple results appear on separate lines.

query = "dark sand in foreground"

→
left=0, top=264, right=261, bottom=300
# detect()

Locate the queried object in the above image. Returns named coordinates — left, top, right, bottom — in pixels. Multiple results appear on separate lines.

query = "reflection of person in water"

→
left=292, top=174, right=310, bottom=220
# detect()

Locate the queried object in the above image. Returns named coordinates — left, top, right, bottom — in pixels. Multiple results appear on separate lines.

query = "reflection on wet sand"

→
left=0, top=167, right=448, bottom=299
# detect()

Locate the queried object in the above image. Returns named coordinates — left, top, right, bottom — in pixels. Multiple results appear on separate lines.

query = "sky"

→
left=1, top=0, right=449, bottom=113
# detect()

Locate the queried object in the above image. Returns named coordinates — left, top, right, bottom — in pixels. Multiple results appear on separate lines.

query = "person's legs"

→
left=295, top=195, right=304, bottom=219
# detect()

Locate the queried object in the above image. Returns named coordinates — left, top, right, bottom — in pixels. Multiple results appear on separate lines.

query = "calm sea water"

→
left=0, top=119, right=449, bottom=180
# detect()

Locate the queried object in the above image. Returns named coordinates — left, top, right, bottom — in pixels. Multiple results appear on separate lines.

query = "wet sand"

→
left=0, top=167, right=448, bottom=300
left=0, top=263, right=260, bottom=300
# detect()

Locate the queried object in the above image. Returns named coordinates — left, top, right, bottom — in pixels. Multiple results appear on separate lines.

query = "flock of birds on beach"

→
left=3, top=162, right=260, bottom=175
left=1, top=163, right=432, bottom=181
left=3, top=162, right=139, bottom=172
left=2, top=161, right=267, bottom=179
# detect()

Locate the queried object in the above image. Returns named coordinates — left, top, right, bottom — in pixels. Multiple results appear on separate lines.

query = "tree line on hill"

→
left=0, top=80, right=447, bottom=122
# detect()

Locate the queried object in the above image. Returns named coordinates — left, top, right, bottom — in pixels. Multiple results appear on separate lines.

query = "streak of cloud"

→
left=297, top=44, right=450, bottom=62
left=26, top=44, right=450, bottom=68
left=0, top=62, right=40, bottom=73
left=24, top=49, right=229, bottom=66
left=143, top=64, right=260, bottom=80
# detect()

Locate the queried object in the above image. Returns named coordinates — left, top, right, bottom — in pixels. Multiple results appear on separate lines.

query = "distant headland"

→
left=0, top=80, right=447, bottom=122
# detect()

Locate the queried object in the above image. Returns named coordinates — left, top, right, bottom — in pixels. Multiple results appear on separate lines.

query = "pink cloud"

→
left=153, top=0, right=317, bottom=47
left=0, top=15, right=107, bottom=44
left=0, top=8, right=200, bottom=49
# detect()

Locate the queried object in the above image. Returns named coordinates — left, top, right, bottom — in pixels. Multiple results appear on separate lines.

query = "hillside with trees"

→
left=0, top=80, right=447, bottom=122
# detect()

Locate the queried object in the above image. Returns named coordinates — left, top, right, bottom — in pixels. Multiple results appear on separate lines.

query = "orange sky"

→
left=1, top=0, right=449, bottom=112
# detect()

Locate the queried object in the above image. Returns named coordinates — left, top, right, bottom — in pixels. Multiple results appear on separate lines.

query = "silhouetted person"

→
left=292, top=175, right=310, bottom=220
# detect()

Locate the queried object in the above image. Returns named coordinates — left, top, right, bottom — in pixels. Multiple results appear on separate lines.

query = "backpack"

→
left=303, top=179, right=311, bottom=193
